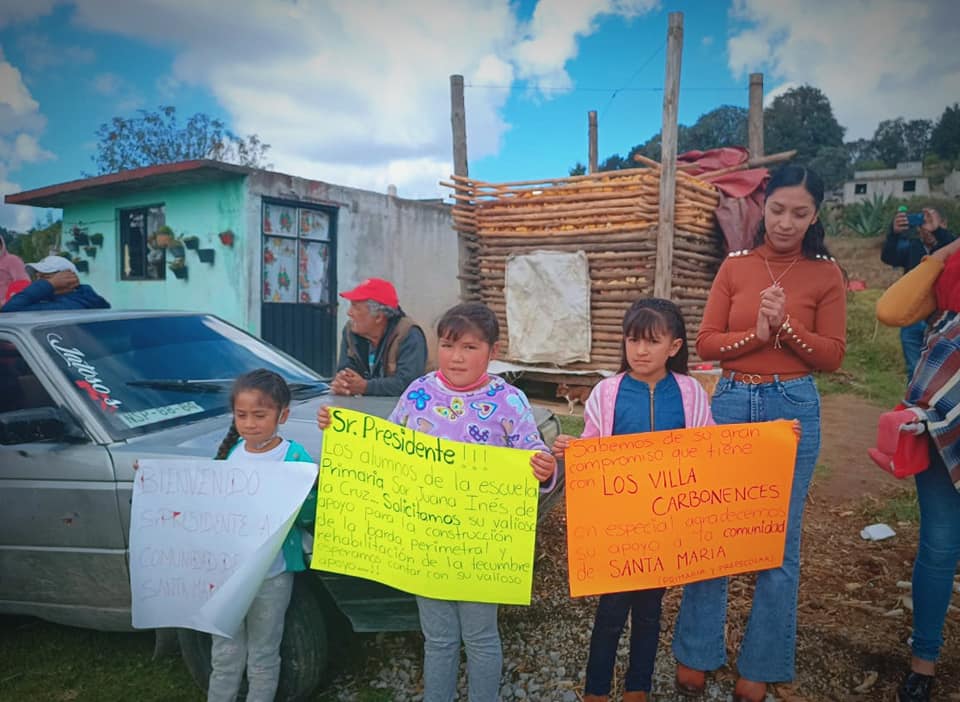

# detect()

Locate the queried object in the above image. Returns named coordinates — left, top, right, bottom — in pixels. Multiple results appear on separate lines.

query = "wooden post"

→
left=748, top=72, right=764, bottom=160
left=654, top=12, right=683, bottom=299
left=450, top=74, right=471, bottom=302
left=588, top=110, right=598, bottom=174
left=450, top=75, right=468, bottom=178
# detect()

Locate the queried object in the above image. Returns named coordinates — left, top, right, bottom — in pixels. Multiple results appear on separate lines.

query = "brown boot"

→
left=676, top=663, right=706, bottom=695
left=582, top=696, right=608, bottom=702
left=733, top=677, right=768, bottom=702
left=622, top=692, right=648, bottom=702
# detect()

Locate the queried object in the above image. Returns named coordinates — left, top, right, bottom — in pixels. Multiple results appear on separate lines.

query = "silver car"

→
left=0, top=309, right=562, bottom=700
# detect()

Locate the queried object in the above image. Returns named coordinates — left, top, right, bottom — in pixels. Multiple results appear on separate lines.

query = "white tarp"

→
left=130, top=458, right=317, bottom=637
left=504, top=250, right=591, bottom=364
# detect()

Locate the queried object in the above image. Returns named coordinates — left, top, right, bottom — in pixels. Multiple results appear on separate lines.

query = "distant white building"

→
left=944, top=170, right=960, bottom=199
left=843, top=161, right=930, bottom=204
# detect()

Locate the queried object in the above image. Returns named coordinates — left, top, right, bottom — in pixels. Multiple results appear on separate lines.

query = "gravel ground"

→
left=319, top=503, right=763, bottom=702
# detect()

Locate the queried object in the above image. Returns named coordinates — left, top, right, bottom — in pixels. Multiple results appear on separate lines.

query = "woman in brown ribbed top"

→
left=672, top=166, right=847, bottom=702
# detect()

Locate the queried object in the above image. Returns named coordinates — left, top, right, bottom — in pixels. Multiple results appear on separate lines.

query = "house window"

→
left=261, top=202, right=332, bottom=304
left=119, top=206, right=166, bottom=280
left=903, top=180, right=917, bottom=193
left=854, top=183, right=867, bottom=195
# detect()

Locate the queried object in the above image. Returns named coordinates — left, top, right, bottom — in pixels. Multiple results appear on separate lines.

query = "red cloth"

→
left=0, top=235, right=29, bottom=304
left=4, top=279, right=29, bottom=303
left=934, top=249, right=960, bottom=313
left=677, top=147, right=769, bottom=252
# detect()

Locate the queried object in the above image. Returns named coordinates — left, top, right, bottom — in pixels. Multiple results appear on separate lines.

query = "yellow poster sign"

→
left=565, top=421, right=797, bottom=597
left=311, top=408, right=540, bottom=605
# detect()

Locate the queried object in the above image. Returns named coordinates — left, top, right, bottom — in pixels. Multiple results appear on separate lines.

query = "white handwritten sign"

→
left=130, top=458, right=317, bottom=637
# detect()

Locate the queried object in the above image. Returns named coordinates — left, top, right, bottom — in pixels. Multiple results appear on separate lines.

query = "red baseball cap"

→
left=339, top=278, right=399, bottom=308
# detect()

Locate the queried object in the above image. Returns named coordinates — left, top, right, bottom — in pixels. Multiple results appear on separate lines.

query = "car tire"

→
left=177, top=576, right=329, bottom=701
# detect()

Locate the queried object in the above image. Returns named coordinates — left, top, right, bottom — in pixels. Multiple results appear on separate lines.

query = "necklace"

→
left=763, top=255, right=801, bottom=288
left=249, top=434, right=279, bottom=451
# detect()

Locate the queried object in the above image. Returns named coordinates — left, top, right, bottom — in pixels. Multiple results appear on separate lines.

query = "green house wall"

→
left=63, top=177, right=251, bottom=331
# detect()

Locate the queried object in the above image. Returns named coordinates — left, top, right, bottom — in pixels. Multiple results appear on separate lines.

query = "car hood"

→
left=108, top=394, right=397, bottom=475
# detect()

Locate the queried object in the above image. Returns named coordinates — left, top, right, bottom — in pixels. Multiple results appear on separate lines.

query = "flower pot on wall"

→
left=218, top=230, right=235, bottom=247
left=90, top=233, right=104, bottom=247
left=155, top=225, right=175, bottom=248
left=183, top=236, right=200, bottom=250
left=75, top=260, right=89, bottom=273
left=197, top=248, right=215, bottom=265
left=170, top=263, right=188, bottom=280
left=84, top=246, right=97, bottom=258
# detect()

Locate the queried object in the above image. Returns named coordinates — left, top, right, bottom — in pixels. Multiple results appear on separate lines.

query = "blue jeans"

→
left=912, top=446, right=960, bottom=662
left=584, top=589, right=665, bottom=695
left=672, top=375, right=821, bottom=682
left=901, top=320, right=927, bottom=381
left=208, top=572, right=294, bottom=702
left=416, top=596, right=501, bottom=702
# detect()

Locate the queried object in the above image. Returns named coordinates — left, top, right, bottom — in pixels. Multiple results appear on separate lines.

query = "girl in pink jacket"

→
left=553, top=298, right=713, bottom=702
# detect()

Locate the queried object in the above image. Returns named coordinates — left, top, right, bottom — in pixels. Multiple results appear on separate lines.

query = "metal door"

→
left=259, top=199, right=338, bottom=376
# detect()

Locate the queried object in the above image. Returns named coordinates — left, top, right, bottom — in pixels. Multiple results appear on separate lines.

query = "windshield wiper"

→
left=126, top=378, right=234, bottom=393
left=288, top=381, right=330, bottom=398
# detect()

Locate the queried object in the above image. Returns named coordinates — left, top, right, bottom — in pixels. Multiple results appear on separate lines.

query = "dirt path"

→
left=765, top=394, right=958, bottom=701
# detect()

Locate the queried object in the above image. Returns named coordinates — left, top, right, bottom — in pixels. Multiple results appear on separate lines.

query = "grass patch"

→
left=860, top=487, right=920, bottom=525
left=816, top=288, right=905, bottom=408
left=0, top=617, right=200, bottom=702
left=557, top=414, right=585, bottom=437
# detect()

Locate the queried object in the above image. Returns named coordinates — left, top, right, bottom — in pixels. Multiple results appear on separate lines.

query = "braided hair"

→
left=214, top=369, right=292, bottom=460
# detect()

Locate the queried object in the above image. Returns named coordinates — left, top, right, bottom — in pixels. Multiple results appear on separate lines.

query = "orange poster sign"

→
left=565, top=421, right=797, bottom=597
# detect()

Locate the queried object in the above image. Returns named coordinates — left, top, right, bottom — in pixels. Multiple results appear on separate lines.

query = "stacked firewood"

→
left=442, top=163, right=724, bottom=369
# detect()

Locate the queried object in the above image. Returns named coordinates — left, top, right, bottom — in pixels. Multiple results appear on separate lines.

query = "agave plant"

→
left=844, top=193, right=894, bottom=237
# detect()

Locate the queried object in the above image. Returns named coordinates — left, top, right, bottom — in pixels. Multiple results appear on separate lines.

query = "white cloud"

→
left=92, top=72, right=122, bottom=95
left=727, top=0, right=960, bottom=139
left=16, top=32, right=95, bottom=71
left=58, top=0, right=659, bottom=198
left=0, top=47, right=55, bottom=230
left=0, top=1, right=60, bottom=29
left=701, top=35, right=714, bottom=47
left=512, top=0, right=660, bottom=91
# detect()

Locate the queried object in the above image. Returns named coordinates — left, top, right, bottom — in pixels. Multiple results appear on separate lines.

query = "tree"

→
left=683, top=105, right=748, bottom=151
left=845, top=138, right=877, bottom=170
left=7, top=219, right=61, bottom=263
left=568, top=162, right=587, bottom=176
left=91, top=106, right=271, bottom=175
left=871, top=118, right=932, bottom=166
left=930, top=103, right=960, bottom=161
left=764, top=85, right=845, bottom=162
left=808, top=146, right=850, bottom=190
left=591, top=105, right=747, bottom=173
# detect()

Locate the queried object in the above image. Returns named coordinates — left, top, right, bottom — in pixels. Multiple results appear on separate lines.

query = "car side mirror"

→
left=0, top=406, right=87, bottom=445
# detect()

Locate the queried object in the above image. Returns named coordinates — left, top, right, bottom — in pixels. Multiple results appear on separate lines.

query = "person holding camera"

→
left=881, top=207, right=955, bottom=379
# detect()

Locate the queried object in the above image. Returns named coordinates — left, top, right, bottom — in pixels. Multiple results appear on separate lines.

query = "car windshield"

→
left=33, top=314, right=328, bottom=439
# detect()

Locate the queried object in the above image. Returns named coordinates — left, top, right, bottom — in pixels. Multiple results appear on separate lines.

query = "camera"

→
left=907, top=212, right=925, bottom=227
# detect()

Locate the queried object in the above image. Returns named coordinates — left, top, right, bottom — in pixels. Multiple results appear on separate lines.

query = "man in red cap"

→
left=332, top=277, right=427, bottom=396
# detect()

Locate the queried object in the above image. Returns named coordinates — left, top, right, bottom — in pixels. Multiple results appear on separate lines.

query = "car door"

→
left=0, top=334, right=130, bottom=631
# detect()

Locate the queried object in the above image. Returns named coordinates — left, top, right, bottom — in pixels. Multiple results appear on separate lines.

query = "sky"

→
left=1, top=0, right=958, bottom=230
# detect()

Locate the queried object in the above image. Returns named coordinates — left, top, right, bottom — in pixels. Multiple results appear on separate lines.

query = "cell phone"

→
left=907, top=212, right=924, bottom=227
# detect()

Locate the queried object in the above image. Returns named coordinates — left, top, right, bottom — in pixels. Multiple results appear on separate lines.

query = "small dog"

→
left=556, top=383, right=592, bottom=414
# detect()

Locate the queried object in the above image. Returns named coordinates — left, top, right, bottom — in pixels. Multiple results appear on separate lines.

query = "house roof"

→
left=4, top=160, right=251, bottom=208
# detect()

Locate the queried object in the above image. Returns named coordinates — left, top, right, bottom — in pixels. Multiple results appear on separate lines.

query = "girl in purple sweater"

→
left=319, top=302, right=556, bottom=702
